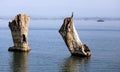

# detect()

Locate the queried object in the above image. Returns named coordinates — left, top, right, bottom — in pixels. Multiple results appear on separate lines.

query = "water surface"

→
left=0, top=19, right=120, bottom=72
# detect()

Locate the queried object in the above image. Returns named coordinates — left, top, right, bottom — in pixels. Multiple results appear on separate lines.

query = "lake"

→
left=0, top=19, right=120, bottom=72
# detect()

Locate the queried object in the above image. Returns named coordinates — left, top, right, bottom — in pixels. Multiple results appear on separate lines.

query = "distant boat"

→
left=0, top=19, right=2, bottom=21
left=97, top=19, right=104, bottom=22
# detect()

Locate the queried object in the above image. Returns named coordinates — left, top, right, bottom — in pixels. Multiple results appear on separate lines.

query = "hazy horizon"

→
left=0, top=0, right=120, bottom=18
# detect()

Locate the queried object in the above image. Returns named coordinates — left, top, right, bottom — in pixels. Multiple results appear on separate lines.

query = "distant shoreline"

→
left=0, top=17, right=120, bottom=21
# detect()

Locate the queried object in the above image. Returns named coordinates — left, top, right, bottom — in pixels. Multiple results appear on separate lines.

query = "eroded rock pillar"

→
left=59, top=13, right=91, bottom=56
left=8, top=14, right=30, bottom=52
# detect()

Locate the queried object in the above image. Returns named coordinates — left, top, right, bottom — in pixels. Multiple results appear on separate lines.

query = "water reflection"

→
left=9, top=52, right=28, bottom=72
left=61, top=56, right=90, bottom=72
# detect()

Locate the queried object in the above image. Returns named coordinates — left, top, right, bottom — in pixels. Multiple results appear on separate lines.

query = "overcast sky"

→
left=0, top=0, right=120, bottom=17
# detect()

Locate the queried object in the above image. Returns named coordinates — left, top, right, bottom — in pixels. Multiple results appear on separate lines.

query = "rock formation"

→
left=59, top=13, right=91, bottom=56
left=8, top=14, right=30, bottom=52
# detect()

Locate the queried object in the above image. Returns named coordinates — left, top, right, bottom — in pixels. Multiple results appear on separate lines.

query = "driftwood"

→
left=8, top=14, right=30, bottom=52
left=59, top=13, right=91, bottom=56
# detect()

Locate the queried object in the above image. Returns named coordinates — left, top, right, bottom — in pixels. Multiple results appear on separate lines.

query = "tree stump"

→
left=59, top=13, right=91, bottom=56
left=8, top=14, right=30, bottom=52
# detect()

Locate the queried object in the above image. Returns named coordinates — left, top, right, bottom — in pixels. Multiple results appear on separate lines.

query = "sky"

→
left=0, top=0, right=120, bottom=18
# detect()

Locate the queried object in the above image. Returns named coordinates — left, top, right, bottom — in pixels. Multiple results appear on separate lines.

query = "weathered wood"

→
left=8, top=14, right=30, bottom=52
left=59, top=13, right=91, bottom=56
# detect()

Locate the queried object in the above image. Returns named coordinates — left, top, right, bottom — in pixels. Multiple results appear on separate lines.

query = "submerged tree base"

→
left=8, top=46, right=31, bottom=52
left=71, top=44, right=91, bottom=57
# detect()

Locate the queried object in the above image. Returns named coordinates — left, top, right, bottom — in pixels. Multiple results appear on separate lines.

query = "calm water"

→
left=0, top=19, right=120, bottom=72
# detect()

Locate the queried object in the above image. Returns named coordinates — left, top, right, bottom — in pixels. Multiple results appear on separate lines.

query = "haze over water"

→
left=0, top=0, right=120, bottom=72
left=0, top=18, right=120, bottom=72
left=0, top=0, right=120, bottom=18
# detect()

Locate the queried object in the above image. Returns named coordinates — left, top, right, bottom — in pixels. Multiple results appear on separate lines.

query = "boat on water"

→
left=97, top=19, right=104, bottom=22
left=0, top=18, right=3, bottom=21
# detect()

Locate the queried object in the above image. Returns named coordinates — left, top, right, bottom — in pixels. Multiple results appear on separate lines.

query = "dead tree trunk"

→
left=8, top=14, right=30, bottom=52
left=59, top=13, right=91, bottom=56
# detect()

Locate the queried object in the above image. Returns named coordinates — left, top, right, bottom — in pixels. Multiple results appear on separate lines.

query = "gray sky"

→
left=0, top=0, right=120, bottom=17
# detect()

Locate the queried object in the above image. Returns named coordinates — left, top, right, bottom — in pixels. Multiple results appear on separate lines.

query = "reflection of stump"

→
left=8, top=14, right=30, bottom=52
left=61, top=56, right=90, bottom=72
left=10, top=52, right=28, bottom=72
left=59, top=13, right=91, bottom=56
